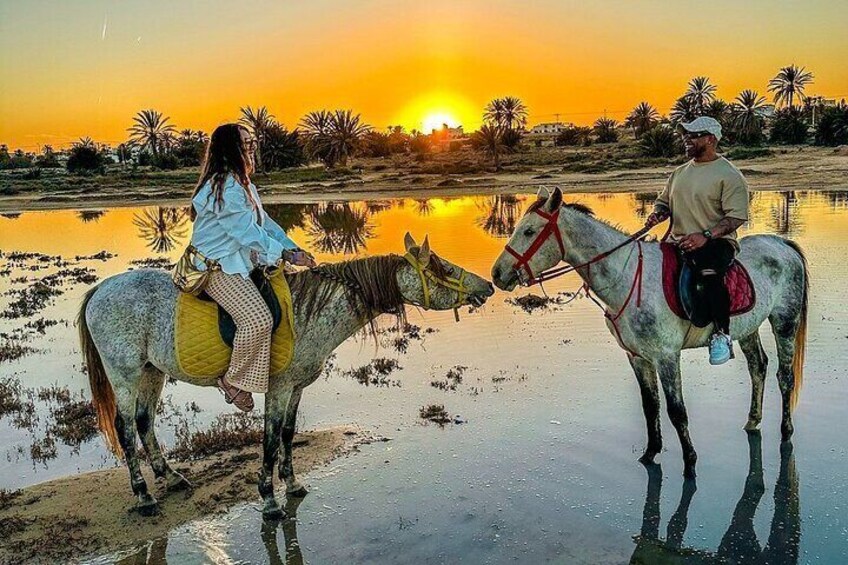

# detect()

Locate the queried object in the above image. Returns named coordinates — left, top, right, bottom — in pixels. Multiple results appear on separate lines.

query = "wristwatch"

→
left=702, top=229, right=713, bottom=239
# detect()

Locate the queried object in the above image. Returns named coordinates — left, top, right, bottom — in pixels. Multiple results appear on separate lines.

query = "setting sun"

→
left=422, top=111, right=460, bottom=133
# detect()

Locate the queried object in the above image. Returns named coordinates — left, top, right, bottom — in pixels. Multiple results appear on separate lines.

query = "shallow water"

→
left=1, top=190, right=847, bottom=564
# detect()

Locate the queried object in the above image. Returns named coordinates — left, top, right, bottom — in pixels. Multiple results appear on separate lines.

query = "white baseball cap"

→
left=681, top=116, right=722, bottom=142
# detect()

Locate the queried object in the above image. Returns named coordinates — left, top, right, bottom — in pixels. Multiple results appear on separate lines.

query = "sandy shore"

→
left=1, top=146, right=846, bottom=212
left=0, top=425, right=377, bottom=564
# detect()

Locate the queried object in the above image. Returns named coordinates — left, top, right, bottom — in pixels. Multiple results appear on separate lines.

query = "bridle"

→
left=504, top=205, right=654, bottom=286
left=404, top=252, right=471, bottom=313
left=502, top=205, right=671, bottom=358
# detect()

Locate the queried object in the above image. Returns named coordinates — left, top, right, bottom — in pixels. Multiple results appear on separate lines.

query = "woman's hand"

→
left=284, top=249, right=317, bottom=268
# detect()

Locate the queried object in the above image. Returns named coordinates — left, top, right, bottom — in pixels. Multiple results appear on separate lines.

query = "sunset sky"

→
left=2, top=0, right=847, bottom=150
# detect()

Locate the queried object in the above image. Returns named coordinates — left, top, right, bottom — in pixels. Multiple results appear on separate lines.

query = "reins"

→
left=404, top=252, right=472, bottom=321
left=506, top=206, right=672, bottom=358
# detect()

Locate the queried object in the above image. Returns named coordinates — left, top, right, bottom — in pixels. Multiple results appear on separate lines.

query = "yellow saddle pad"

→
left=175, top=270, right=295, bottom=380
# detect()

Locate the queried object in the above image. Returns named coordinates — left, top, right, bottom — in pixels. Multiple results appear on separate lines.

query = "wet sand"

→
left=1, top=146, right=846, bottom=212
left=0, top=425, right=376, bottom=564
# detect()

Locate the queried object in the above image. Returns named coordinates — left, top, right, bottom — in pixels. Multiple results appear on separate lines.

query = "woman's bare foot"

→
left=217, top=377, right=255, bottom=412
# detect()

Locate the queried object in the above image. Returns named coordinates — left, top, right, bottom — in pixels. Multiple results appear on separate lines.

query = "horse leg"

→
left=656, top=355, right=698, bottom=479
left=278, top=388, right=308, bottom=496
left=259, top=385, right=294, bottom=519
left=135, top=366, right=191, bottom=491
left=739, top=333, right=768, bottom=431
left=769, top=313, right=799, bottom=441
left=629, top=356, right=662, bottom=464
left=110, top=364, right=159, bottom=515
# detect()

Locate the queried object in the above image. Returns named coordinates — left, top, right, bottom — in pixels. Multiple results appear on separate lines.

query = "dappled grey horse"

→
left=491, top=188, right=808, bottom=478
left=78, top=234, right=494, bottom=517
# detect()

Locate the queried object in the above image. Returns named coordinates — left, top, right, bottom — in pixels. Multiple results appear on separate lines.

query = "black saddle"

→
left=199, top=268, right=283, bottom=347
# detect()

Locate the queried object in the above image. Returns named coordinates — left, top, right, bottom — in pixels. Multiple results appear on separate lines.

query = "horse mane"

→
left=525, top=199, right=595, bottom=217
left=286, top=254, right=409, bottom=335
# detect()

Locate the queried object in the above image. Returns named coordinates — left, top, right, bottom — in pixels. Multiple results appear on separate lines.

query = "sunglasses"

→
left=681, top=131, right=711, bottom=140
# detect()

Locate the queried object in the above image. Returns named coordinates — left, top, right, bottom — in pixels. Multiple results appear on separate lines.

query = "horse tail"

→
left=784, top=239, right=808, bottom=410
left=77, top=285, right=121, bottom=455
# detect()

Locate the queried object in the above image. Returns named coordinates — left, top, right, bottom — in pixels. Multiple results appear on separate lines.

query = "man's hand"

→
left=678, top=232, right=708, bottom=253
left=284, top=249, right=317, bottom=268
left=645, top=209, right=670, bottom=228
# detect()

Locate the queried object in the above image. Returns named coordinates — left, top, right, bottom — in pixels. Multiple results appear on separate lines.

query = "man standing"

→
left=645, top=116, right=749, bottom=365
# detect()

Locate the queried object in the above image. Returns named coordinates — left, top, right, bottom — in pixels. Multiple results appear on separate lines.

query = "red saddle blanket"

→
left=660, top=243, right=756, bottom=320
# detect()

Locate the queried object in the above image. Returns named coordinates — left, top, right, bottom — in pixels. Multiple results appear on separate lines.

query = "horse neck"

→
left=288, top=257, right=402, bottom=358
left=557, top=207, right=640, bottom=310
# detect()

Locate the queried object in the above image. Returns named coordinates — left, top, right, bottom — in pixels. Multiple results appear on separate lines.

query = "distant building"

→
left=529, top=122, right=570, bottom=135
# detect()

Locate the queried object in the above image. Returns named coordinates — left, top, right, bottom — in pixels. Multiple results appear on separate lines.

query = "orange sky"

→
left=2, top=0, right=847, bottom=150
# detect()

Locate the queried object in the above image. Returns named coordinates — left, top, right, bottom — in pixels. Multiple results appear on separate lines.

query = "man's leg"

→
left=687, top=239, right=736, bottom=334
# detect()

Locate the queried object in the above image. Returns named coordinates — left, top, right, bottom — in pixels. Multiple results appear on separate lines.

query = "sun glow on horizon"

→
left=395, top=91, right=479, bottom=134
left=422, top=111, right=460, bottom=133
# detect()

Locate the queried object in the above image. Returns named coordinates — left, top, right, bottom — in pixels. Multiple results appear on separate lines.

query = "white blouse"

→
left=190, top=175, right=299, bottom=277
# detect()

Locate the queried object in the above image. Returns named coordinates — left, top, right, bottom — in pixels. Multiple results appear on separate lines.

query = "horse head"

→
left=491, top=187, right=564, bottom=291
left=400, top=232, right=494, bottom=310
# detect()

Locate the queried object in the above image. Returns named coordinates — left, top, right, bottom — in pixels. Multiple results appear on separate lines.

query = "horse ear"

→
left=546, top=186, right=563, bottom=212
left=418, top=235, right=431, bottom=264
left=536, top=186, right=551, bottom=199
left=404, top=232, right=417, bottom=252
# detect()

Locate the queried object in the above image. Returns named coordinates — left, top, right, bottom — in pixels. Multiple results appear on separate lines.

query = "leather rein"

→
left=505, top=206, right=654, bottom=286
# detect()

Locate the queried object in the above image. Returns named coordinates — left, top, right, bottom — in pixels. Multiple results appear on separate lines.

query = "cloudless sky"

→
left=1, top=0, right=847, bottom=149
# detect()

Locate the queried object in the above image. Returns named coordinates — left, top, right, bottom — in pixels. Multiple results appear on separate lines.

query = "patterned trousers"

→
left=204, top=270, right=273, bottom=393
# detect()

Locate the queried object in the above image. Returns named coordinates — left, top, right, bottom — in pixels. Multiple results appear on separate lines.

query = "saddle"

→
left=661, top=243, right=755, bottom=327
left=198, top=268, right=283, bottom=347
left=175, top=268, right=295, bottom=381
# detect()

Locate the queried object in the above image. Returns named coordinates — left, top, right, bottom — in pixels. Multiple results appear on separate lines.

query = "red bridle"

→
left=504, top=207, right=566, bottom=285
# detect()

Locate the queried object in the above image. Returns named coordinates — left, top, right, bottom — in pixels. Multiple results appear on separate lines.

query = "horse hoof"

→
left=287, top=484, right=309, bottom=498
left=638, top=452, right=657, bottom=465
left=262, top=501, right=286, bottom=520
left=136, top=500, right=160, bottom=517
left=167, top=474, right=193, bottom=492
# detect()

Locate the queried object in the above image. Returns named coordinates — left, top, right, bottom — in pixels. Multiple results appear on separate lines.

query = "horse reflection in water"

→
left=631, top=432, right=800, bottom=564
left=110, top=497, right=306, bottom=565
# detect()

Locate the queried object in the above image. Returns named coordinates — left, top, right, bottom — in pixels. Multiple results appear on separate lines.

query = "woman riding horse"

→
left=188, top=123, right=316, bottom=411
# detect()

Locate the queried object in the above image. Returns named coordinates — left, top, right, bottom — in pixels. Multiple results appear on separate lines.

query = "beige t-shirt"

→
left=655, top=156, right=749, bottom=249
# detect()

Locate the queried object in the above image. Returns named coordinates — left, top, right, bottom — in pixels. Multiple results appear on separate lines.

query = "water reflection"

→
left=306, top=202, right=374, bottom=254
left=132, top=207, right=190, bottom=253
left=261, top=497, right=306, bottom=565
left=114, top=537, right=168, bottom=565
left=631, top=433, right=800, bottom=564
left=1, top=212, right=22, bottom=219
left=77, top=210, right=106, bottom=223
left=264, top=203, right=310, bottom=232
left=769, top=191, right=803, bottom=236
left=477, top=194, right=526, bottom=237
left=632, top=192, right=656, bottom=219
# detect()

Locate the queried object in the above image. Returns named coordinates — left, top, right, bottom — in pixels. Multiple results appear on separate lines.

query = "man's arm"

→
left=708, top=216, right=746, bottom=238
left=645, top=172, right=674, bottom=227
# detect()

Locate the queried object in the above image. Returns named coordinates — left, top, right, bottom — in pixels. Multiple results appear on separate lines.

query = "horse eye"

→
left=523, top=228, right=535, bottom=237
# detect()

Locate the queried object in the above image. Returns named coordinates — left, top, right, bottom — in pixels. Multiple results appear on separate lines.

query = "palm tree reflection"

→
left=307, top=202, right=374, bottom=255
left=77, top=210, right=106, bottom=223
left=414, top=199, right=433, bottom=217
left=477, top=194, right=525, bottom=238
left=263, top=203, right=310, bottom=232
left=769, top=191, right=803, bottom=236
left=633, top=192, right=657, bottom=219
left=133, top=207, right=189, bottom=253
left=631, top=432, right=800, bottom=564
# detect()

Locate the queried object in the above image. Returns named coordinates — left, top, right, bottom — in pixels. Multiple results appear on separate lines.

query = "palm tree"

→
left=685, top=76, right=717, bottom=115
left=76, top=136, right=96, bottom=148
left=625, top=102, right=659, bottom=138
left=484, top=97, right=528, bottom=130
left=768, top=65, right=814, bottom=108
left=300, top=110, right=370, bottom=168
left=127, top=110, right=175, bottom=158
left=478, top=195, right=524, bottom=237
left=670, top=95, right=699, bottom=125
left=732, top=90, right=768, bottom=145
left=471, top=124, right=506, bottom=171
left=593, top=117, right=619, bottom=143
left=307, top=202, right=373, bottom=254
left=239, top=106, right=275, bottom=173
left=132, top=207, right=189, bottom=253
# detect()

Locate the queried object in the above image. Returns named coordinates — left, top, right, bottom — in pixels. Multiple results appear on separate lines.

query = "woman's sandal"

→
left=217, top=377, right=255, bottom=412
